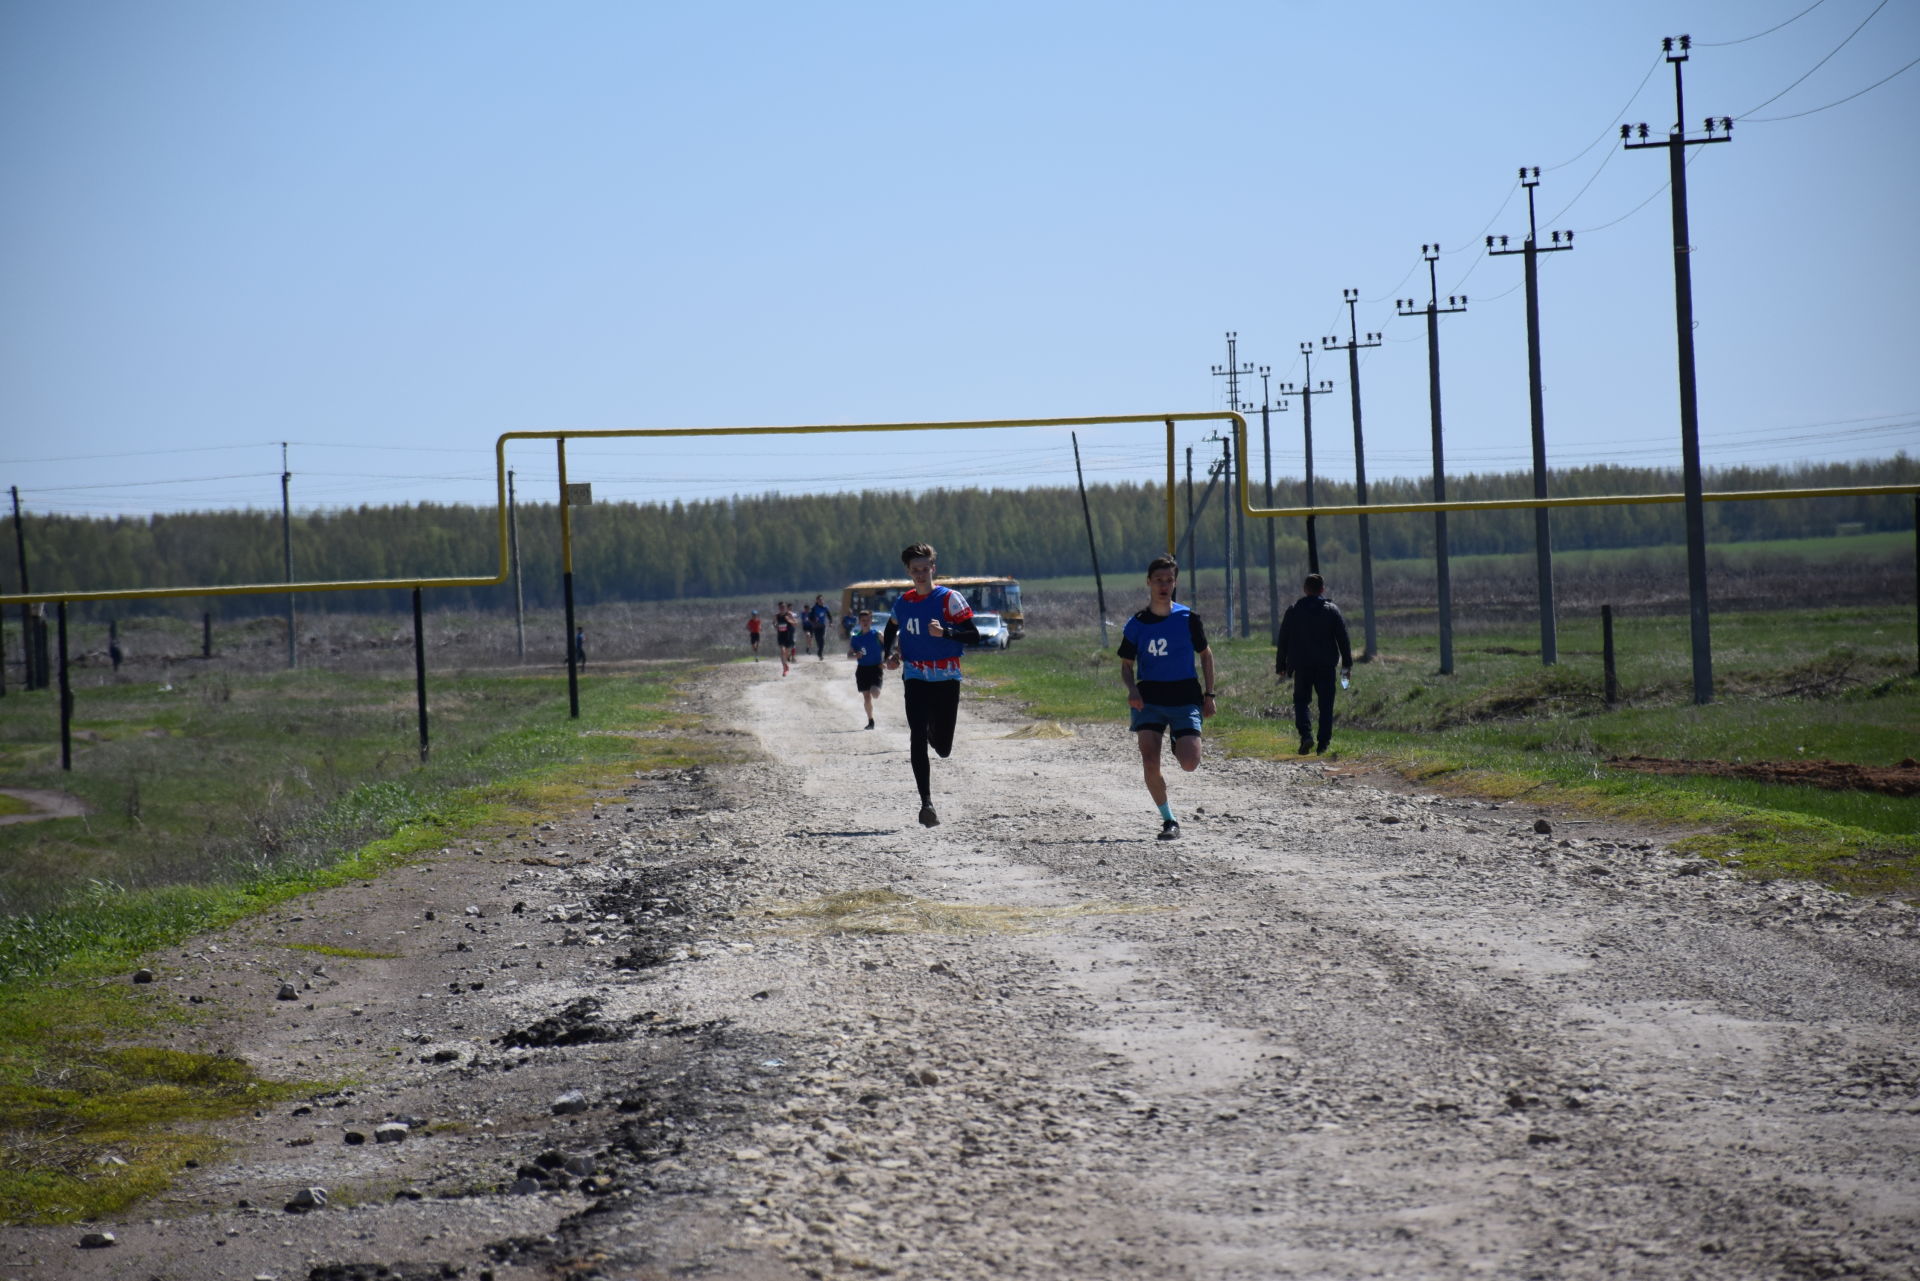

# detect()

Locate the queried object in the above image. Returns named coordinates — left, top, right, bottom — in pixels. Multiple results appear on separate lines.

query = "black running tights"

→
left=903, top=678, right=961, bottom=801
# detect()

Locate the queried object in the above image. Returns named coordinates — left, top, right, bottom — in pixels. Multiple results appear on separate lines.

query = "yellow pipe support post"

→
left=1165, top=420, right=1178, bottom=556
left=559, top=436, right=580, bottom=719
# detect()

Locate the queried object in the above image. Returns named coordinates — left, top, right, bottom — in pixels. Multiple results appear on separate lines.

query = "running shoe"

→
left=1157, top=819, right=1181, bottom=841
left=866, top=719, right=876, bottom=730
left=918, top=802, right=940, bottom=828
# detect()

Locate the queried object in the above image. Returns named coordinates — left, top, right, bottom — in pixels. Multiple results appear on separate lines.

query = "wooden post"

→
left=1602, top=604, right=1618, bottom=708
left=413, top=587, right=429, bottom=762
left=57, top=602, right=72, bottom=771
left=203, top=612, right=212, bottom=659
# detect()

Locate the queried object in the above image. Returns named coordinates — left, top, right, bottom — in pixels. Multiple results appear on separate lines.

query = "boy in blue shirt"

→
left=1117, top=554, right=1216, bottom=840
left=848, top=609, right=885, bottom=730
left=882, top=542, right=981, bottom=827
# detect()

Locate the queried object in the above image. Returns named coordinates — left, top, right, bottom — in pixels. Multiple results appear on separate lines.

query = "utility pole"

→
left=1071, top=432, right=1111, bottom=647
left=1211, top=333, right=1255, bottom=638
left=1256, top=367, right=1286, bottom=642
left=1490, top=169, right=1575, bottom=666
left=508, top=468, right=526, bottom=660
left=1323, top=291, right=1382, bottom=660
left=11, top=487, right=34, bottom=690
left=1625, top=34, right=1732, bottom=706
left=1397, top=244, right=1468, bottom=675
left=281, top=443, right=295, bottom=670
left=1281, top=344, right=1335, bottom=575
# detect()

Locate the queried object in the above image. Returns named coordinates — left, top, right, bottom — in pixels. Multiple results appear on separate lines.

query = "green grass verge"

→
left=0, top=982, right=322, bottom=1224
left=976, top=605, right=1920, bottom=899
left=0, top=662, right=733, bottom=1225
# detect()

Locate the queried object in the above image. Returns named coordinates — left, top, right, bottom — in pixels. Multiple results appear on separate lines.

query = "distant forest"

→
left=12, top=457, right=1915, bottom=618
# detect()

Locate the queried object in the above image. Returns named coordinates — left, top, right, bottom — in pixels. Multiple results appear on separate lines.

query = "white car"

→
left=969, top=612, right=1010, bottom=650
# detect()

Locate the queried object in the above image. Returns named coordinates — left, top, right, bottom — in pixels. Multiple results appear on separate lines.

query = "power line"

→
left=0, top=442, right=278, bottom=465
left=1544, top=54, right=1665, bottom=170
left=1739, top=0, right=1891, bottom=116
left=1699, top=0, right=1832, bottom=46
left=1742, top=50, right=1920, bottom=122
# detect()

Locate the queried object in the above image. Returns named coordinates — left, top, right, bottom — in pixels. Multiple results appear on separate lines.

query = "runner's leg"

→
left=926, top=680, right=961, bottom=758
left=904, top=679, right=934, bottom=801
left=1137, top=729, right=1168, bottom=805
left=1173, top=731, right=1202, bottom=772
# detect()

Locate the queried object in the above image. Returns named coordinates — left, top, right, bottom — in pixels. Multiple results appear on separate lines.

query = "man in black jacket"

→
left=1276, top=573, right=1353, bottom=755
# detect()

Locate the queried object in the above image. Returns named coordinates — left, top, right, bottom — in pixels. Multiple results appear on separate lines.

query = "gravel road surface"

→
left=6, top=657, right=1916, bottom=1281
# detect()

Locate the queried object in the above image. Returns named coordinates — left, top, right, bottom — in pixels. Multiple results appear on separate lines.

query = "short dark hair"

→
left=1147, top=554, right=1179, bottom=577
left=1303, top=573, right=1325, bottom=594
left=901, top=542, right=936, bottom=566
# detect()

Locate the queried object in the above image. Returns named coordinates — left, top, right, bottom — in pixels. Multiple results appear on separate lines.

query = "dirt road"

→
left=7, top=658, right=1918, bottom=1280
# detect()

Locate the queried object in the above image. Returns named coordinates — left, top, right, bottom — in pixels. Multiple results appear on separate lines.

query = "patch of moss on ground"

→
left=282, top=943, right=399, bottom=960
left=0, top=985, right=320, bottom=1224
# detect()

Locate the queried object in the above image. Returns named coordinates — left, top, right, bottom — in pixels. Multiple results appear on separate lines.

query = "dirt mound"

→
left=1608, top=755, right=1920, bottom=797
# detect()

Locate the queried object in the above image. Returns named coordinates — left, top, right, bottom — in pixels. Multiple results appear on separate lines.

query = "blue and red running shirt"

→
left=891, top=585, right=973, bottom=681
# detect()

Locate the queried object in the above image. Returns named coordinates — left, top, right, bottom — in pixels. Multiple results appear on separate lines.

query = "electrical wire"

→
left=1543, top=144, right=1617, bottom=226
left=1447, top=180, right=1521, bottom=252
left=1699, top=0, right=1833, bottom=46
left=0, top=442, right=278, bottom=466
left=1570, top=146, right=1707, bottom=236
left=1742, top=50, right=1920, bottom=121
left=1544, top=53, right=1665, bottom=171
left=1738, top=0, right=1890, bottom=116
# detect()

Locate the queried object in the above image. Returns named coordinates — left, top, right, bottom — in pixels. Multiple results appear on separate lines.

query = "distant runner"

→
left=882, top=543, right=980, bottom=827
left=807, top=595, right=832, bottom=661
left=775, top=602, right=798, bottom=676
left=747, top=610, right=762, bottom=660
left=848, top=609, right=884, bottom=730
left=1117, top=554, right=1215, bottom=841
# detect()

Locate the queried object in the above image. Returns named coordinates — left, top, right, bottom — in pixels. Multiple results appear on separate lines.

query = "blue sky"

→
left=1, top=0, right=1916, bottom=519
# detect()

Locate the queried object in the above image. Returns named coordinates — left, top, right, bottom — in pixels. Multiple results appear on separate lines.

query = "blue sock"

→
left=1157, top=802, right=1174, bottom=822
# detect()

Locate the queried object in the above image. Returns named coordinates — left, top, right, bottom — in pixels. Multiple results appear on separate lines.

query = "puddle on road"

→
left=763, top=887, right=1167, bottom=936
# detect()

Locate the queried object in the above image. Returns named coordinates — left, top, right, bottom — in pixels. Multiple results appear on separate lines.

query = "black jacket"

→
left=1276, top=595, right=1353, bottom=672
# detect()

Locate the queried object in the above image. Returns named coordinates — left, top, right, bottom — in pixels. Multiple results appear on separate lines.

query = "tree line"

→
left=12, top=456, right=1914, bottom=619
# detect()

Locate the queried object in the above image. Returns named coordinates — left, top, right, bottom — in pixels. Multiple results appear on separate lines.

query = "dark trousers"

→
left=1292, top=664, right=1337, bottom=748
left=903, top=678, right=961, bottom=801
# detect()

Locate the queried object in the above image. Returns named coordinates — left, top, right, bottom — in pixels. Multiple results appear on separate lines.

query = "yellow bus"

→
left=840, top=576, right=1024, bottom=645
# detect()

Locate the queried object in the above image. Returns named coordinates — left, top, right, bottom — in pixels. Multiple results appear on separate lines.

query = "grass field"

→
left=972, top=603, right=1920, bottom=900
left=0, top=658, right=731, bottom=1223
left=0, top=661, right=725, bottom=978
